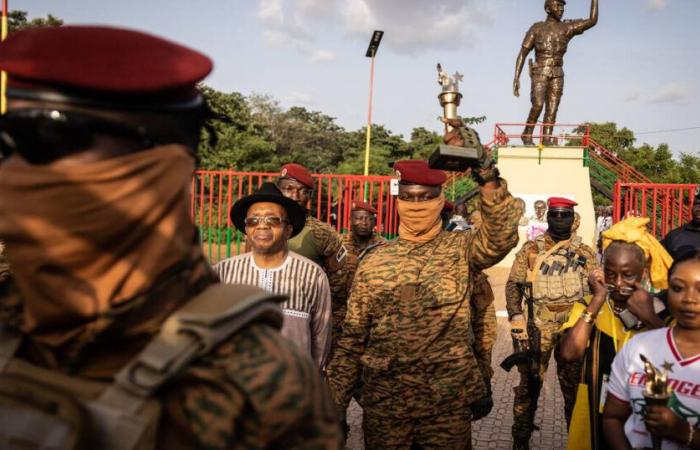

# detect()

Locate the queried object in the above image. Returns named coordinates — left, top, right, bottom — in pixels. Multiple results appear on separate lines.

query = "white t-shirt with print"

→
left=608, top=327, right=700, bottom=450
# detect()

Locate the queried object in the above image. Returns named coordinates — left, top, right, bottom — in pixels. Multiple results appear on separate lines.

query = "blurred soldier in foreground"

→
left=513, top=0, right=598, bottom=145
left=506, top=197, right=597, bottom=449
left=0, top=26, right=340, bottom=449
left=327, top=154, right=521, bottom=449
left=214, top=182, right=332, bottom=369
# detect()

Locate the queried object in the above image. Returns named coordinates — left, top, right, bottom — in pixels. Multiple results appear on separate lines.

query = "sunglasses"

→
left=606, top=284, right=635, bottom=296
left=0, top=108, right=160, bottom=164
left=244, top=216, right=288, bottom=227
left=547, top=209, right=574, bottom=219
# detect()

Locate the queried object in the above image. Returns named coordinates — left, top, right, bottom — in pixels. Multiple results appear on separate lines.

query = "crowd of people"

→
left=0, top=24, right=698, bottom=450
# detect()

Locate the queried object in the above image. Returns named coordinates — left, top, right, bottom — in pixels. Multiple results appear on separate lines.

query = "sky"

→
left=17, top=0, right=700, bottom=156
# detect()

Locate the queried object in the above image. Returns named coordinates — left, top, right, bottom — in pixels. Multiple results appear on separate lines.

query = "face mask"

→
left=397, top=195, right=445, bottom=243
left=0, top=145, right=200, bottom=346
left=547, top=209, right=574, bottom=241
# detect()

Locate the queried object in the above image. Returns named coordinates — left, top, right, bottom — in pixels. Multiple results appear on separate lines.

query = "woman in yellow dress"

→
left=560, top=217, right=674, bottom=450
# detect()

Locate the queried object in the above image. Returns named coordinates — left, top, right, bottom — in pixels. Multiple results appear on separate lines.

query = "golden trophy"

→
left=640, top=354, right=673, bottom=450
left=428, top=63, right=483, bottom=172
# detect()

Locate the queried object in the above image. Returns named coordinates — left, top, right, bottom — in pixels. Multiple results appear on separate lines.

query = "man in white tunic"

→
left=215, top=182, right=332, bottom=369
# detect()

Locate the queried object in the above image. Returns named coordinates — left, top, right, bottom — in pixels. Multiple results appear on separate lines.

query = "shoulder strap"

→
left=99, top=283, right=286, bottom=414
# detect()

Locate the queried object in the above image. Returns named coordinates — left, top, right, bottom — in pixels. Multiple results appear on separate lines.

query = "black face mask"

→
left=547, top=208, right=574, bottom=241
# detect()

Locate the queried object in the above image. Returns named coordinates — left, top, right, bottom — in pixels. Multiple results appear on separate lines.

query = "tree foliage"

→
left=8, top=10, right=63, bottom=33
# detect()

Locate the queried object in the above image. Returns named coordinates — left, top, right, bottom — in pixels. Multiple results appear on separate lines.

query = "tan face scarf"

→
left=397, top=195, right=445, bottom=243
left=0, top=145, right=203, bottom=348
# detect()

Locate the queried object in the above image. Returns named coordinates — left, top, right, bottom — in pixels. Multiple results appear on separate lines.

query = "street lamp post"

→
left=363, top=30, right=383, bottom=183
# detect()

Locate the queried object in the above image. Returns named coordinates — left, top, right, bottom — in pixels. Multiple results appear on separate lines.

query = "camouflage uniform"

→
left=327, top=183, right=520, bottom=449
left=337, top=233, right=386, bottom=333
left=506, top=232, right=597, bottom=444
left=289, top=216, right=348, bottom=322
left=0, top=269, right=342, bottom=449
left=470, top=271, right=496, bottom=382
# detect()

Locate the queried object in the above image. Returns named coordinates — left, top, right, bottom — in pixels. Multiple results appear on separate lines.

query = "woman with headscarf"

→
left=559, top=217, right=674, bottom=450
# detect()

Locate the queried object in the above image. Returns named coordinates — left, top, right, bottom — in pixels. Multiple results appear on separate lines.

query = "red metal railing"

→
left=493, top=122, right=590, bottom=147
left=613, top=182, right=697, bottom=239
left=588, top=138, right=650, bottom=184
left=191, top=170, right=399, bottom=261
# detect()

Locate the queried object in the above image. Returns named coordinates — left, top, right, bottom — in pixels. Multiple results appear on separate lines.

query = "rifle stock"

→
left=500, top=281, right=543, bottom=432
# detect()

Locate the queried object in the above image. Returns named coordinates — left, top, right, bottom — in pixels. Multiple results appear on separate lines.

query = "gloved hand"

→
left=510, top=314, right=528, bottom=342
left=471, top=384, right=493, bottom=421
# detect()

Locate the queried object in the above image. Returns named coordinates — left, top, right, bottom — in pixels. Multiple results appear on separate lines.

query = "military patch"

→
left=280, top=168, right=288, bottom=177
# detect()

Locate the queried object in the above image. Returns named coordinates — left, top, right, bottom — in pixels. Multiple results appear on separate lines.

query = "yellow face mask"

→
left=397, top=194, right=445, bottom=243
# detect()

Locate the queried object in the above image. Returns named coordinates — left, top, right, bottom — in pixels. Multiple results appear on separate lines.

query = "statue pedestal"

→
left=494, top=145, right=595, bottom=268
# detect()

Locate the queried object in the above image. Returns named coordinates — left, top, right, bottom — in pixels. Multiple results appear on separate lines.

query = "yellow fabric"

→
left=396, top=195, right=445, bottom=243
left=601, top=216, right=673, bottom=289
left=561, top=296, right=636, bottom=349
left=567, top=383, right=591, bottom=450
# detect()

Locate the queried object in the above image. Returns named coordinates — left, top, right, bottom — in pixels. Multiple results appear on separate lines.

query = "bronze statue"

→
left=513, top=0, right=598, bottom=145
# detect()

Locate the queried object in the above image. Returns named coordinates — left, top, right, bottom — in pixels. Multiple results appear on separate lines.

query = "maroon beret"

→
left=280, top=163, right=315, bottom=189
left=351, top=201, right=377, bottom=215
left=393, top=160, right=446, bottom=187
left=0, top=26, right=212, bottom=102
left=548, top=197, right=578, bottom=209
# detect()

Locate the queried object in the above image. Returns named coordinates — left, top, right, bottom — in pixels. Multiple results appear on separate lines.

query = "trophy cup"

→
left=640, top=354, right=673, bottom=450
left=428, top=63, right=484, bottom=172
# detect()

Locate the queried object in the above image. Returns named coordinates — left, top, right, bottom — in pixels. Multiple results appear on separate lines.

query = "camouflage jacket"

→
left=505, top=232, right=598, bottom=319
left=336, top=233, right=386, bottom=331
left=1, top=274, right=342, bottom=449
left=289, top=216, right=348, bottom=311
left=159, top=321, right=342, bottom=449
left=326, top=182, right=520, bottom=418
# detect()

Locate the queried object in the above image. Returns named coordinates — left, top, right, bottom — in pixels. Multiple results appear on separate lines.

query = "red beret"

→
left=0, top=26, right=212, bottom=102
left=280, top=163, right=315, bottom=189
left=351, top=201, right=377, bottom=215
left=393, top=160, right=446, bottom=187
left=547, top=197, right=578, bottom=209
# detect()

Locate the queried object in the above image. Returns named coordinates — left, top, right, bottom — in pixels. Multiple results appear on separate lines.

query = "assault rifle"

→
left=500, top=281, right=542, bottom=432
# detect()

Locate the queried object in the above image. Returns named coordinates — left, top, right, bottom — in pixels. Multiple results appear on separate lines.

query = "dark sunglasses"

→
left=244, top=216, right=288, bottom=227
left=547, top=209, right=574, bottom=219
left=0, top=109, right=160, bottom=164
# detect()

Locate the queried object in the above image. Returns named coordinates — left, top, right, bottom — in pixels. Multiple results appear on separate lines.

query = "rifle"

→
left=500, top=281, right=542, bottom=432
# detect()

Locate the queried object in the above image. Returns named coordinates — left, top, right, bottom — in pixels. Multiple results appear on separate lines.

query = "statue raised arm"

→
left=513, top=0, right=599, bottom=145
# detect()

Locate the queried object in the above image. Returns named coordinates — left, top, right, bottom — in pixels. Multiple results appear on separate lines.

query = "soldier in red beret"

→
left=276, top=162, right=349, bottom=340
left=328, top=153, right=522, bottom=448
left=506, top=195, right=598, bottom=449
left=0, top=26, right=340, bottom=449
left=333, top=200, right=386, bottom=341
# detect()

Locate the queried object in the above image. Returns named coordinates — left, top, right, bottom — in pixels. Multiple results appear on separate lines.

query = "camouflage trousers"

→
left=363, top=406, right=473, bottom=450
left=511, top=320, right=582, bottom=443
left=471, top=300, right=496, bottom=381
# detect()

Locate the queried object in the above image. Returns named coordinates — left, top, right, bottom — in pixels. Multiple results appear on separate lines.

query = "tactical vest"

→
left=529, top=235, right=586, bottom=312
left=0, top=284, right=285, bottom=450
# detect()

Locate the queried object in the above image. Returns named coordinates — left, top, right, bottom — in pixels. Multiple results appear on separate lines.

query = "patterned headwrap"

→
left=602, top=217, right=673, bottom=289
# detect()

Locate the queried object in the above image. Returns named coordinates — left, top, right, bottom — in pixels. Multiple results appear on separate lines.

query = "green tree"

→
left=618, top=143, right=680, bottom=183
left=407, top=127, right=442, bottom=160
left=8, top=10, right=62, bottom=33
left=576, top=122, right=636, bottom=154
left=197, top=86, right=276, bottom=171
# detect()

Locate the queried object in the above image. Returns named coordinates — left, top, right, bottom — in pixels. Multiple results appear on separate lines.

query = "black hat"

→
left=230, top=182, right=306, bottom=237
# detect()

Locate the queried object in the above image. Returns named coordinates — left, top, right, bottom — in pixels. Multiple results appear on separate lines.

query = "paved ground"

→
left=345, top=267, right=569, bottom=450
